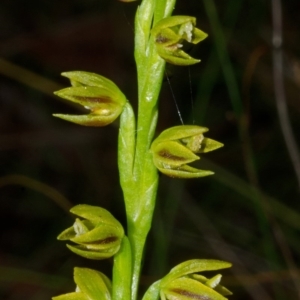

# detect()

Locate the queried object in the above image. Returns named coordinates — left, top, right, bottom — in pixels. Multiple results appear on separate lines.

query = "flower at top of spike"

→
left=150, top=125, right=223, bottom=178
left=151, top=16, right=208, bottom=66
left=53, top=71, right=127, bottom=126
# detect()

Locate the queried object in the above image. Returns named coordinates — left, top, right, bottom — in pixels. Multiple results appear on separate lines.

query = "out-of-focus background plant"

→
left=0, top=1, right=299, bottom=299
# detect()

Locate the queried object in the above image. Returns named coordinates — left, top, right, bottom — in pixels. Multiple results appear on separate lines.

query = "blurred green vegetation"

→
left=0, top=0, right=299, bottom=299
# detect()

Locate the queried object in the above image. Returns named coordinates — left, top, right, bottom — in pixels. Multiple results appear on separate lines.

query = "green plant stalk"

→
left=117, top=1, right=176, bottom=299
left=50, top=3, right=231, bottom=299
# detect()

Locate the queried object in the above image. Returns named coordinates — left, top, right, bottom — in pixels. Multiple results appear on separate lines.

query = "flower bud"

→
left=160, top=259, right=232, bottom=300
left=52, top=267, right=112, bottom=300
left=53, top=71, right=127, bottom=126
left=58, top=204, right=124, bottom=260
left=150, top=125, right=223, bottom=178
left=151, top=16, right=208, bottom=66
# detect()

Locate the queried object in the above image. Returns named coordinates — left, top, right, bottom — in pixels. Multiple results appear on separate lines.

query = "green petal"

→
left=54, top=86, right=122, bottom=109
left=205, top=274, right=222, bottom=288
left=62, top=71, right=120, bottom=93
left=157, top=164, right=214, bottom=179
left=70, top=225, right=123, bottom=248
left=193, top=274, right=232, bottom=296
left=141, top=280, right=161, bottom=300
left=153, top=140, right=199, bottom=167
left=152, top=16, right=197, bottom=35
left=153, top=125, right=208, bottom=144
left=157, top=47, right=200, bottom=66
left=214, top=285, right=233, bottom=296
left=197, top=138, right=224, bottom=153
left=66, top=244, right=120, bottom=260
left=162, top=277, right=228, bottom=300
left=53, top=110, right=122, bottom=127
left=161, top=260, right=232, bottom=286
left=74, top=268, right=111, bottom=300
left=155, top=27, right=182, bottom=46
left=191, top=28, right=208, bottom=44
left=57, top=226, right=76, bottom=240
left=70, top=205, right=121, bottom=225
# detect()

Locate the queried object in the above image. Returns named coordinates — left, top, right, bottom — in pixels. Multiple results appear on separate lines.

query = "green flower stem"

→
left=112, top=236, right=132, bottom=300
left=117, top=102, right=136, bottom=300
left=131, top=1, right=177, bottom=299
left=117, top=1, right=176, bottom=299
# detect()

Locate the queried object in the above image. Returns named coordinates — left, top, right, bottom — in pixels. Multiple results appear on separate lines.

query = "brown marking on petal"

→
left=171, top=288, right=211, bottom=300
left=73, top=96, right=113, bottom=104
left=84, top=236, right=119, bottom=245
left=158, top=149, right=186, bottom=161
left=156, top=34, right=170, bottom=44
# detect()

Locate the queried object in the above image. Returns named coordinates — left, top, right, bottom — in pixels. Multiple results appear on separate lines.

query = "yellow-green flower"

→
left=142, top=259, right=232, bottom=300
left=151, top=16, right=208, bottom=66
left=58, top=204, right=124, bottom=260
left=54, top=71, right=127, bottom=126
left=151, top=125, right=223, bottom=178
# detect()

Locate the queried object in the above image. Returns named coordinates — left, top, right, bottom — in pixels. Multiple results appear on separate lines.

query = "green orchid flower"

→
left=54, top=71, right=127, bottom=126
left=57, top=204, right=124, bottom=260
left=142, top=259, right=232, bottom=300
left=151, top=125, right=223, bottom=178
left=151, top=16, right=208, bottom=65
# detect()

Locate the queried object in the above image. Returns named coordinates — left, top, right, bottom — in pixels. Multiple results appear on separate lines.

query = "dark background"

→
left=0, top=0, right=300, bottom=299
